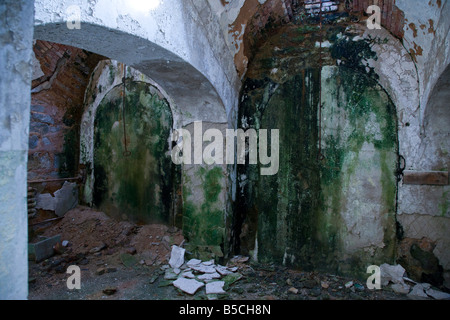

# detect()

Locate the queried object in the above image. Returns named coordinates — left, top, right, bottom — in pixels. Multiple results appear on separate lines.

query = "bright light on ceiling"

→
left=127, top=0, right=161, bottom=13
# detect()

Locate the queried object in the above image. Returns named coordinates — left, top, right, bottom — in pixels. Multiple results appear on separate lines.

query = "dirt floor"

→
left=28, top=206, right=415, bottom=300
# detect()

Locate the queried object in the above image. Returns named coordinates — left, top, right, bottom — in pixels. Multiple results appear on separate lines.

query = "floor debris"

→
left=169, top=245, right=185, bottom=269
left=205, top=281, right=226, bottom=295
left=27, top=206, right=449, bottom=300
left=102, top=288, right=117, bottom=296
left=173, top=278, right=204, bottom=295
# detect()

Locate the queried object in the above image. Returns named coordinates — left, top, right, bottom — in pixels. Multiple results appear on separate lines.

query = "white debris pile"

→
left=380, top=264, right=450, bottom=300
left=161, top=245, right=244, bottom=297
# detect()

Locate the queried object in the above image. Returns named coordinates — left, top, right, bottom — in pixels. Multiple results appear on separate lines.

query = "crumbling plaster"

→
left=396, top=0, right=450, bottom=128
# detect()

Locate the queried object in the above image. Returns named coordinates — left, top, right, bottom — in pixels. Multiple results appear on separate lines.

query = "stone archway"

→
left=33, top=0, right=239, bottom=124
left=234, top=18, right=400, bottom=278
left=80, top=60, right=182, bottom=226
left=32, top=1, right=232, bottom=260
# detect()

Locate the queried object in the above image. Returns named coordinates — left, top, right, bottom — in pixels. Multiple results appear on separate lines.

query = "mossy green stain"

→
left=238, top=65, right=398, bottom=275
left=183, top=166, right=225, bottom=249
left=93, top=81, right=176, bottom=224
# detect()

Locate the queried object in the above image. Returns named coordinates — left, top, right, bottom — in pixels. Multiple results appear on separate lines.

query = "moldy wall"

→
left=235, top=12, right=398, bottom=278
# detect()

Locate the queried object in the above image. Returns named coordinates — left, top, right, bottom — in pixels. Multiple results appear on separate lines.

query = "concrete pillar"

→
left=0, top=0, right=34, bottom=300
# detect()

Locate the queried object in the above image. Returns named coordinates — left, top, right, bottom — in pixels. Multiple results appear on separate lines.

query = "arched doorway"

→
left=93, top=80, right=178, bottom=225
left=235, top=19, right=399, bottom=277
left=33, top=4, right=230, bottom=256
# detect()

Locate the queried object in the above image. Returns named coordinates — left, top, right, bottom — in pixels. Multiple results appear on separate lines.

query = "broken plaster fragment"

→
left=380, top=264, right=406, bottom=286
left=201, top=260, right=214, bottom=266
left=181, top=271, right=196, bottom=279
left=190, top=264, right=216, bottom=274
left=169, top=245, right=185, bottom=269
left=186, top=259, right=202, bottom=267
left=198, top=272, right=221, bottom=281
left=206, top=281, right=226, bottom=295
left=173, top=278, right=204, bottom=295
left=216, top=265, right=233, bottom=276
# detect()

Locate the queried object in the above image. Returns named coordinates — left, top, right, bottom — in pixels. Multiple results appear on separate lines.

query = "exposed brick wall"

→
left=29, top=40, right=104, bottom=193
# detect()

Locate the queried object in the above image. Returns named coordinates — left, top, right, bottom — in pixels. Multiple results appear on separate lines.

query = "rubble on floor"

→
left=27, top=206, right=450, bottom=301
left=380, top=263, right=450, bottom=300
left=160, top=245, right=244, bottom=299
left=33, top=206, right=184, bottom=267
left=35, top=181, right=78, bottom=217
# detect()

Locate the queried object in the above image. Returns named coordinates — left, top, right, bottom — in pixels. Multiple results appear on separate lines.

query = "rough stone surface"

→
left=28, top=40, right=103, bottom=185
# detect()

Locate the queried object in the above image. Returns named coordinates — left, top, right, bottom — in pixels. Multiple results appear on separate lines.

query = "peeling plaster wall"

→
left=235, top=19, right=400, bottom=277
left=0, top=0, right=34, bottom=300
left=397, top=0, right=450, bottom=127
left=394, top=0, right=450, bottom=287
left=92, top=80, right=176, bottom=225
left=396, top=65, right=450, bottom=287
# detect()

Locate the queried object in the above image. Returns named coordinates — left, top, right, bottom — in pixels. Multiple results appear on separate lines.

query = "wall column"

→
left=0, top=0, right=34, bottom=300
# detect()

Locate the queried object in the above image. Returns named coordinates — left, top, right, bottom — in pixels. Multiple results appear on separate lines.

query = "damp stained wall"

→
left=236, top=19, right=398, bottom=278
left=82, top=61, right=229, bottom=260
left=181, top=122, right=228, bottom=261
left=93, top=81, right=177, bottom=225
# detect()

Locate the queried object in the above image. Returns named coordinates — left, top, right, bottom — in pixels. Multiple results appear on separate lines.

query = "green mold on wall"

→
left=236, top=22, right=399, bottom=278
left=93, top=81, right=178, bottom=225
left=182, top=166, right=225, bottom=259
